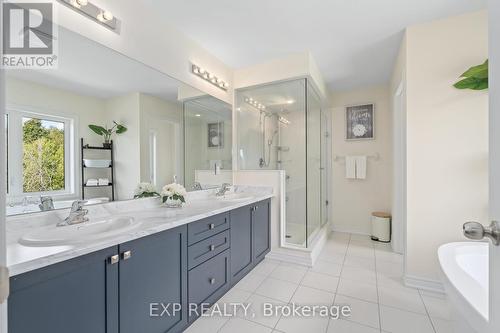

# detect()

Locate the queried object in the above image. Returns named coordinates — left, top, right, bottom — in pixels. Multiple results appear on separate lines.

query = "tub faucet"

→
left=192, top=182, right=203, bottom=191
left=39, top=196, right=54, bottom=211
left=215, top=183, right=231, bottom=196
left=58, top=200, right=88, bottom=227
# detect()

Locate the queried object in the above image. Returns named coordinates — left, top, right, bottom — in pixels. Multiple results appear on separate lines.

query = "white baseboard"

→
left=331, top=226, right=371, bottom=237
left=404, top=274, right=445, bottom=294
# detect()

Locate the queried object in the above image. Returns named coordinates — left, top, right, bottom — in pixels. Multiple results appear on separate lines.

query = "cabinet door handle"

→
left=209, top=245, right=215, bottom=251
left=209, top=223, right=215, bottom=230
left=122, top=251, right=132, bottom=260
left=209, top=278, right=216, bottom=285
left=109, top=255, right=120, bottom=265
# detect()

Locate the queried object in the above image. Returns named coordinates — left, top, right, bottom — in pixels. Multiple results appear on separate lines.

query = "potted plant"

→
left=133, top=182, right=160, bottom=199
left=161, top=183, right=187, bottom=208
left=88, top=121, right=127, bottom=148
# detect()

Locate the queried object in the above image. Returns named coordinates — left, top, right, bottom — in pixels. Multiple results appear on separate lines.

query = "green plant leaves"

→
left=454, top=77, right=488, bottom=90
left=454, top=60, right=488, bottom=90
left=88, top=124, right=107, bottom=136
left=116, top=124, right=127, bottom=134
left=88, top=122, right=127, bottom=137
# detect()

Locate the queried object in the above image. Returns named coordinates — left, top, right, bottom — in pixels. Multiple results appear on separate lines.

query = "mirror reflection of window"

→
left=6, top=110, right=72, bottom=199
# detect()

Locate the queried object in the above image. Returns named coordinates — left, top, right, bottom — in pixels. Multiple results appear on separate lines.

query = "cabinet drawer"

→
left=188, top=249, right=230, bottom=307
left=188, top=213, right=229, bottom=245
left=188, top=230, right=230, bottom=270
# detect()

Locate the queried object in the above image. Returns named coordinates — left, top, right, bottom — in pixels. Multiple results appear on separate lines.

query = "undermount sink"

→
left=215, top=193, right=254, bottom=202
left=19, top=216, right=140, bottom=247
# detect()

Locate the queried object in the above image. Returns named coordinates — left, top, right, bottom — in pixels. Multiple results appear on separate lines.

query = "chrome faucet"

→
left=39, top=196, right=54, bottom=211
left=192, top=182, right=203, bottom=191
left=215, top=183, right=231, bottom=197
left=57, top=200, right=89, bottom=227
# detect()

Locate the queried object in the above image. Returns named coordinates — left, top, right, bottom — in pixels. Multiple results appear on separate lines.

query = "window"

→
left=5, top=109, right=75, bottom=199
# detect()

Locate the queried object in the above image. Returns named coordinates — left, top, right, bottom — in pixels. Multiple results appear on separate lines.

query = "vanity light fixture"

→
left=58, top=0, right=121, bottom=33
left=244, top=97, right=266, bottom=111
left=191, top=64, right=229, bottom=91
left=286, top=100, right=295, bottom=105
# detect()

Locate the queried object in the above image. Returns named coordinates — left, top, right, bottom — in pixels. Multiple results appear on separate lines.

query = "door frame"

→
left=392, top=79, right=407, bottom=257
left=489, top=1, right=500, bottom=332
left=0, top=1, right=8, bottom=331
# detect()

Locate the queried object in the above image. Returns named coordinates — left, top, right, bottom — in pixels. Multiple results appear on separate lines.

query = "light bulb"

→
left=76, top=0, right=88, bottom=6
left=103, top=11, right=113, bottom=21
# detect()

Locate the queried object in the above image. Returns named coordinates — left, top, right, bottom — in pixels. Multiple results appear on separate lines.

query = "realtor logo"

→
left=2, top=0, right=58, bottom=68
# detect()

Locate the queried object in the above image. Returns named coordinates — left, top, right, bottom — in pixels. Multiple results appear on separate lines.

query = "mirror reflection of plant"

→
left=133, top=182, right=160, bottom=199
left=454, top=60, right=488, bottom=90
left=88, top=121, right=128, bottom=142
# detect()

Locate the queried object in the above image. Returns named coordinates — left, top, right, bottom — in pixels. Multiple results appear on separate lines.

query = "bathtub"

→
left=438, top=242, right=489, bottom=333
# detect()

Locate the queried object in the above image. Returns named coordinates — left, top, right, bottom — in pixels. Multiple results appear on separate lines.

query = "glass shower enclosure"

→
left=236, top=79, right=329, bottom=248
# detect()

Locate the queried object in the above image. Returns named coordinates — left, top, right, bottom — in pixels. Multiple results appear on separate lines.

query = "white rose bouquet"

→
left=134, top=182, right=160, bottom=199
left=161, top=183, right=187, bottom=205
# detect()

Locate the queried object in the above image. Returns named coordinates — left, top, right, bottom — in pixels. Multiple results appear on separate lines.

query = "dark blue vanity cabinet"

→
left=187, top=212, right=231, bottom=322
left=8, top=225, right=188, bottom=333
left=230, top=200, right=271, bottom=283
left=8, top=246, right=120, bottom=333
left=8, top=199, right=271, bottom=333
left=119, top=225, right=188, bottom=333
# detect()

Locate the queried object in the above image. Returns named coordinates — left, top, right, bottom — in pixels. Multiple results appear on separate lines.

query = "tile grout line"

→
left=417, top=289, right=438, bottom=333
left=217, top=261, right=282, bottom=333
left=374, top=241, right=383, bottom=333
left=325, top=233, right=351, bottom=333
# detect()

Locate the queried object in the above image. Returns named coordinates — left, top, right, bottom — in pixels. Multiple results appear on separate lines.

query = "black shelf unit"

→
left=81, top=138, right=115, bottom=201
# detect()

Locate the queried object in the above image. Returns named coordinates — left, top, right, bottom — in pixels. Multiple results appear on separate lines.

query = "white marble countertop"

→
left=7, top=186, right=273, bottom=277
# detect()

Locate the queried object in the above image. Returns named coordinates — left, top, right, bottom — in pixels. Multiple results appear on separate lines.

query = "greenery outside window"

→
left=5, top=108, right=75, bottom=200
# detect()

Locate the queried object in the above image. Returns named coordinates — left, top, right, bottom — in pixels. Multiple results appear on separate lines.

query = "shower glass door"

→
left=306, top=80, right=322, bottom=245
left=236, top=79, right=308, bottom=247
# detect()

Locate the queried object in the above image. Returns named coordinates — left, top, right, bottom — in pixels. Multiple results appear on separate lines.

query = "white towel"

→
left=86, top=179, right=98, bottom=186
left=355, top=156, right=367, bottom=179
left=98, top=178, right=109, bottom=186
left=345, top=156, right=356, bottom=179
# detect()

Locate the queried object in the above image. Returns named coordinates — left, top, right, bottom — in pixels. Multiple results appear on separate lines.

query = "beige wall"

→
left=104, top=93, right=141, bottom=200
left=139, top=94, right=183, bottom=187
left=330, top=85, right=392, bottom=234
left=404, top=10, right=489, bottom=282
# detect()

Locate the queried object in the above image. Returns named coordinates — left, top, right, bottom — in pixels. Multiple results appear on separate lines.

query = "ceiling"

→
left=7, top=27, right=188, bottom=102
left=150, top=0, right=487, bottom=91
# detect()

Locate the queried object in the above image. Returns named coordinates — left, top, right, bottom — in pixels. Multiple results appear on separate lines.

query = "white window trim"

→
left=5, top=104, right=79, bottom=203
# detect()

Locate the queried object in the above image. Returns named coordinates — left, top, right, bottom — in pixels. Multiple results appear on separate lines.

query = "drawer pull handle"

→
left=209, top=223, right=215, bottom=230
left=109, top=255, right=120, bottom=265
left=209, top=278, right=216, bottom=285
left=209, top=245, right=215, bottom=251
left=122, top=251, right=132, bottom=260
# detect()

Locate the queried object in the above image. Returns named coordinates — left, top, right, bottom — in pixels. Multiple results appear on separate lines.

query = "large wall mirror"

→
left=4, top=27, right=232, bottom=216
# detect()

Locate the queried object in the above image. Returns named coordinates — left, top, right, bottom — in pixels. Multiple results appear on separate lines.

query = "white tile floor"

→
left=185, top=232, right=453, bottom=333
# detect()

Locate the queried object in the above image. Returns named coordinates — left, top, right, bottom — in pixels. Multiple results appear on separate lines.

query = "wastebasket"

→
left=371, top=212, right=391, bottom=242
